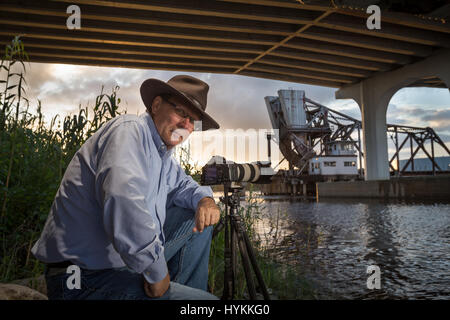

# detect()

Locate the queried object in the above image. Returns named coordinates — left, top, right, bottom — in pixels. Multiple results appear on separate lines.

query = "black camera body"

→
left=201, top=156, right=274, bottom=186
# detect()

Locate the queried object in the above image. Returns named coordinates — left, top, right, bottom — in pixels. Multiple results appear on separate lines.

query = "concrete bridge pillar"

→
left=336, top=79, right=400, bottom=181
left=359, top=82, right=397, bottom=181
left=336, top=49, right=450, bottom=181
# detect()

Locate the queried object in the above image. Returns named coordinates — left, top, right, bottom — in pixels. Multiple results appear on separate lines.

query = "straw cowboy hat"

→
left=140, top=75, right=220, bottom=130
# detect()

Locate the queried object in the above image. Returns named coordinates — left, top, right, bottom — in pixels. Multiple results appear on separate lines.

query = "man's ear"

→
left=151, top=96, right=163, bottom=115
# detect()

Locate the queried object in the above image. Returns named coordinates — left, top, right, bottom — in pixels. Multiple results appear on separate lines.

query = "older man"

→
left=32, top=75, right=221, bottom=300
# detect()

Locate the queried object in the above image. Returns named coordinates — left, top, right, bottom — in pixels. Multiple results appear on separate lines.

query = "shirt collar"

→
left=141, top=111, right=174, bottom=158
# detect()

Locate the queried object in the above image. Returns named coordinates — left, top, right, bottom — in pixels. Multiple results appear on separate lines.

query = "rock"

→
left=11, top=275, right=47, bottom=296
left=0, top=283, right=48, bottom=300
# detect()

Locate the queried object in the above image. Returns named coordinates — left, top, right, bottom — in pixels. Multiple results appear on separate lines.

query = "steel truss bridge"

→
left=271, top=95, right=450, bottom=177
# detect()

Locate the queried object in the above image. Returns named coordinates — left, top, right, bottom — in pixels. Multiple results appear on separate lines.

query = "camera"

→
left=200, top=156, right=275, bottom=186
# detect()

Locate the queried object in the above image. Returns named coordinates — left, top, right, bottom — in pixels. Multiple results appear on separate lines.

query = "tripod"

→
left=212, top=182, right=270, bottom=300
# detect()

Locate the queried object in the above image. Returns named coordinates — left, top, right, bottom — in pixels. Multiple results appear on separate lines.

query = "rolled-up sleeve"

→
left=166, top=158, right=214, bottom=211
left=95, top=120, right=168, bottom=284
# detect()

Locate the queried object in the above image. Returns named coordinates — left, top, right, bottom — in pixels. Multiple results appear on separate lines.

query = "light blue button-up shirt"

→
left=31, top=111, right=213, bottom=284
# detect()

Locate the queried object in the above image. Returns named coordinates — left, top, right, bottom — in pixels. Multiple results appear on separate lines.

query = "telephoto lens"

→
left=200, top=156, right=274, bottom=185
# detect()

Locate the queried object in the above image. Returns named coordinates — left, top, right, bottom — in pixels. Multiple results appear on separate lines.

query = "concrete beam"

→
left=217, top=0, right=330, bottom=11
left=284, top=38, right=412, bottom=65
left=258, top=56, right=373, bottom=78
left=271, top=48, right=392, bottom=71
left=15, top=55, right=236, bottom=75
left=239, top=70, right=341, bottom=88
left=52, top=0, right=319, bottom=25
left=233, top=10, right=333, bottom=75
left=22, top=48, right=242, bottom=69
left=318, top=14, right=450, bottom=48
left=222, top=0, right=450, bottom=34
left=299, top=27, right=432, bottom=57
left=0, top=36, right=253, bottom=62
left=335, top=49, right=450, bottom=181
left=335, top=7, right=450, bottom=34
left=0, top=1, right=297, bottom=36
left=0, top=11, right=283, bottom=47
left=247, top=63, right=358, bottom=84
left=0, top=24, right=266, bottom=54
left=338, top=48, right=450, bottom=97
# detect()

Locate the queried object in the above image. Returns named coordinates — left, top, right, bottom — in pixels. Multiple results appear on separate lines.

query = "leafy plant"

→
left=0, top=37, right=124, bottom=282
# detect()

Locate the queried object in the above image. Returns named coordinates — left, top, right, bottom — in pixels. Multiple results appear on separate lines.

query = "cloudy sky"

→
left=16, top=61, right=450, bottom=167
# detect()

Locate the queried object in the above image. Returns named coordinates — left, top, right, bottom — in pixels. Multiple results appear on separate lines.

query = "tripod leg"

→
left=223, top=215, right=233, bottom=300
left=231, top=217, right=237, bottom=299
left=242, top=228, right=271, bottom=300
left=212, top=218, right=224, bottom=239
left=231, top=218, right=258, bottom=300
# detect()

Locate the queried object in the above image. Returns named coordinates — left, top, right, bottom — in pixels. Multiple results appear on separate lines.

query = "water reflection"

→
left=241, top=195, right=450, bottom=300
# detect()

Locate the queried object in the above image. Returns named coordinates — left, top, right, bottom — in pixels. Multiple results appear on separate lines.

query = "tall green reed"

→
left=0, top=37, right=124, bottom=282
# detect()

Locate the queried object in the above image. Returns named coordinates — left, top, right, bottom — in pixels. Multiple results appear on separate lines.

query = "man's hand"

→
left=193, top=197, right=220, bottom=233
left=143, top=273, right=170, bottom=298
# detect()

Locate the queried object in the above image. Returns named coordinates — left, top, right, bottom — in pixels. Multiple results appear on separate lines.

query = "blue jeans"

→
left=44, top=205, right=218, bottom=300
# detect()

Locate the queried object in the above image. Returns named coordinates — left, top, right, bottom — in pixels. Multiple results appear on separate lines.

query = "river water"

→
left=232, top=195, right=450, bottom=300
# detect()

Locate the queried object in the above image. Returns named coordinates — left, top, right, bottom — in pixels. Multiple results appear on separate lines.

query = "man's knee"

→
left=193, top=225, right=213, bottom=239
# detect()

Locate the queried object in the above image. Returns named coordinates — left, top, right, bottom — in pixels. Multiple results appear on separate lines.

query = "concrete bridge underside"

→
left=336, top=49, right=450, bottom=181
left=1, top=0, right=450, bottom=181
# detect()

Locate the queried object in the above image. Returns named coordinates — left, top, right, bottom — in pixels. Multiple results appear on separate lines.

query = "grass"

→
left=0, top=36, right=318, bottom=300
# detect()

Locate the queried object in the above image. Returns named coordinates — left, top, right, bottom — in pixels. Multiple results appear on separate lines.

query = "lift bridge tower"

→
left=265, top=90, right=326, bottom=172
left=265, top=90, right=360, bottom=177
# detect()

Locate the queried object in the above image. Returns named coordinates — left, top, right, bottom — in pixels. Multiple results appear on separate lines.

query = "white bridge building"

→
left=309, top=141, right=358, bottom=179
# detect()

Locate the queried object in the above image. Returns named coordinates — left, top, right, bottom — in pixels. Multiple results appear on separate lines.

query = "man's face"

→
left=150, top=95, right=200, bottom=149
